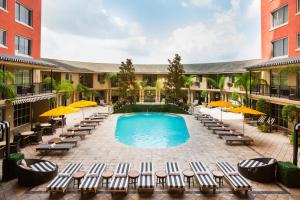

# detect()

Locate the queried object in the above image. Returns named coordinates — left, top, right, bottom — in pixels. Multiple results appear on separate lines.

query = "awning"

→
left=0, top=54, right=56, bottom=67
left=10, top=93, right=57, bottom=105
left=247, top=56, right=300, bottom=69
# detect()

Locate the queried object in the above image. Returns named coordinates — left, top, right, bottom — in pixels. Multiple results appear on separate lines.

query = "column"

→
left=106, top=90, right=109, bottom=103
left=190, top=91, right=194, bottom=104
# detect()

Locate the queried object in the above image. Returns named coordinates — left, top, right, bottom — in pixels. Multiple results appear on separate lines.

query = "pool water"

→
left=115, top=113, right=190, bottom=148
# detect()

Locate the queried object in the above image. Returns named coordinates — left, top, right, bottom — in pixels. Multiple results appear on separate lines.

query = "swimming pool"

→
left=115, top=113, right=190, bottom=148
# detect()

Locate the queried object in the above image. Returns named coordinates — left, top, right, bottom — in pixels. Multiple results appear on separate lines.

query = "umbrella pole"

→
left=221, top=108, right=222, bottom=122
left=61, top=118, right=64, bottom=134
left=243, top=117, right=245, bottom=135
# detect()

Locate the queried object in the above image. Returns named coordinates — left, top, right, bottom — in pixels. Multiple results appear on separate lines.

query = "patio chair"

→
left=247, top=115, right=266, bottom=126
left=36, top=143, right=74, bottom=153
left=47, top=162, right=82, bottom=193
left=216, top=161, right=252, bottom=194
left=29, top=130, right=43, bottom=144
left=99, top=99, right=106, bottom=107
left=78, top=162, right=106, bottom=193
left=223, top=135, right=253, bottom=145
left=190, top=161, right=218, bottom=193
left=109, top=162, right=131, bottom=194
left=166, top=162, right=185, bottom=193
left=138, top=162, right=154, bottom=193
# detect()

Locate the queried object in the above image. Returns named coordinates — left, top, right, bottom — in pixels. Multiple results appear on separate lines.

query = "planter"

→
left=277, top=161, right=300, bottom=188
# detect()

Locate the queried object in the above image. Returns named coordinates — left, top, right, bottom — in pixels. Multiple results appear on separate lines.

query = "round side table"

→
left=128, top=170, right=140, bottom=189
left=212, top=170, right=224, bottom=187
left=155, top=171, right=167, bottom=188
left=102, top=170, right=113, bottom=188
left=183, top=169, right=194, bottom=188
left=73, top=171, right=86, bottom=188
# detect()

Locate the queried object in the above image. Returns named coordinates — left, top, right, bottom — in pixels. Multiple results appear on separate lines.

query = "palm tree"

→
left=0, top=70, right=16, bottom=99
left=207, top=75, right=225, bottom=100
left=104, top=72, right=118, bottom=86
left=42, top=77, right=57, bottom=90
left=234, top=72, right=251, bottom=106
left=182, top=75, right=196, bottom=103
left=76, top=83, right=95, bottom=100
left=56, top=80, right=74, bottom=101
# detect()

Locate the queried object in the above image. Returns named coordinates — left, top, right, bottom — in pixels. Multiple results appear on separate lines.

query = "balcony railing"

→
left=252, top=84, right=300, bottom=100
left=13, top=82, right=53, bottom=97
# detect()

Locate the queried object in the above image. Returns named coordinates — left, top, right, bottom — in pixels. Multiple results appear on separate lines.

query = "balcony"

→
left=13, top=82, right=53, bottom=97
left=252, top=84, right=300, bottom=100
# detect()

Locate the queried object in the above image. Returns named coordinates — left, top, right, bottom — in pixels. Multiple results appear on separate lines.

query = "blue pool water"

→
left=115, top=113, right=190, bottom=148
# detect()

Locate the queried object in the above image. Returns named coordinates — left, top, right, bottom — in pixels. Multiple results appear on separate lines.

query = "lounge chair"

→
left=205, top=122, right=228, bottom=128
left=36, top=143, right=74, bottom=153
left=48, top=137, right=80, bottom=146
left=78, top=163, right=106, bottom=193
left=75, top=123, right=97, bottom=129
left=210, top=126, right=234, bottom=132
left=67, top=127, right=92, bottom=134
left=215, top=130, right=241, bottom=138
left=109, top=162, right=131, bottom=194
left=166, top=162, right=185, bottom=193
left=223, top=135, right=253, bottom=145
left=138, top=162, right=154, bottom=193
left=81, top=119, right=101, bottom=125
left=47, top=162, right=82, bottom=193
left=216, top=161, right=252, bottom=194
left=190, top=161, right=218, bottom=193
left=60, top=131, right=88, bottom=139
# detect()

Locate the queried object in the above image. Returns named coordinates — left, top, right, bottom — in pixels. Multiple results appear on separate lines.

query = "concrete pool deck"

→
left=0, top=106, right=299, bottom=200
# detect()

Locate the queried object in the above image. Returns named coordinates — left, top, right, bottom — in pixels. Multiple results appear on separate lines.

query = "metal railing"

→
left=12, top=82, right=52, bottom=97
left=252, top=84, right=300, bottom=100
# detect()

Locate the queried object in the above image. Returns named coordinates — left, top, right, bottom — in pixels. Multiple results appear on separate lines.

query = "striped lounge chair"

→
left=78, top=163, right=106, bottom=193
left=30, top=161, right=57, bottom=172
left=166, top=162, right=185, bottom=193
left=216, top=161, right=252, bottom=194
left=109, top=162, right=131, bottom=194
left=138, top=162, right=154, bottom=193
left=190, top=161, right=218, bottom=193
left=47, top=163, right=82, bottom=193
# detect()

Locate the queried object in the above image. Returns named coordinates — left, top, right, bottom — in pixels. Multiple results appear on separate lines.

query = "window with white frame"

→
left=272, top=38, right=288, bottom=57
left=0, top=30, right=6, bottom=46
left=15, top=35, right=32, bottom=55
left=297, top=33, right=300, bottom=49
left=271, top=5, right=288, bottom=28
left=297, top=0, right=300, bottom=13
left=15, top=2, right=32, bottom=26
left=65, top=73, right=72, bottom=82
left=0, top=0, right=6, bottom=10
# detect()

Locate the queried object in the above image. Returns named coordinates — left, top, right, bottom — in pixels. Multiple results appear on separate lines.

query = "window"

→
left=15, top=2, right=32, bottom=26
left=0, top=0, right=6, bottom=10
left=297, top=33, right=300, bottom=49
left=272, top=38, right=288, bottom=57
left=15, top=69, right=32, bottom=85
left=15, top=35, right=31, bottom=56
left=196, top=75, right=202, bottom=83
left=297, top=0, right=300, bottom=13
left=271, top=5, right=288, bottom=28
left=65, top=73, right=72, bottom=81
left=143, top=75, right=157, bottom=87
left=14, top=103, right=30, bottom=127
left=0, top=30, right=6, bottom=46
left=98, top=74, right=105, bottom=84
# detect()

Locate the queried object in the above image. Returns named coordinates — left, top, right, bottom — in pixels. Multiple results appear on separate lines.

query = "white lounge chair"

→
left=109, top=162, right=131, bottom=194
left=166, top=162, right=185, bottom=193
left=138, top=162, right=154, bottom=193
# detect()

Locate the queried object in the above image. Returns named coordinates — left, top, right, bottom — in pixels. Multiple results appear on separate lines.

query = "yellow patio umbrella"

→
left=40, top=106, right=79, bottom=133
left=208, top=100, right=233, bottom=121
left=69, top=100, right=97, bottom=118
left=227, top=106, right=265, bottom=134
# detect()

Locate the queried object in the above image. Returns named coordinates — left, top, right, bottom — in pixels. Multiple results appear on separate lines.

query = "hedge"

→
left=114, top=104, right=189, bottom=114
left=277, top=161, right=300, bottom=188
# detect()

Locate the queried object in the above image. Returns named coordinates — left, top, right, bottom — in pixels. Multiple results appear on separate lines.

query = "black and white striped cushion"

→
left=79, top=163, right=106, bottom=191
left=190, top=161, right=217, bottom=188
left=217, top=161, right=251, bottom=189
left=30, top=161, right=56, bottom=172
left=109, top=163, right=130, bottom=190
left=166, top=162, right=185, bottom=188
left=138, top=162, right=154, bottom=189
left=47, top=163, right=82, bottom=191
left=239, top=159, right=265, bottom=168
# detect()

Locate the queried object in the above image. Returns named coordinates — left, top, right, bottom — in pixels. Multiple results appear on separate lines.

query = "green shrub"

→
left=231, top=91, right=239, bottom=102
left=256, top=99, right=269, bottom=115
left=282, top=104, right=297, bottom=128
left=114, top=104, right=188, bottom=114
left=289, top=133, right=300, bottom=145
left=9, top=152, right=24, bottom=161
left=258, top=122, right=271, bottom=133
left=277, top=161, right=300, bottom=188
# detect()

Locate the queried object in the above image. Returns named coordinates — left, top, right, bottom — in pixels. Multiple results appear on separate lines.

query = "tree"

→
left=207, top=75, right=225, bottom=100
left=0, top=70, right=16, bottom=99
left=105, top=72, right=118, bottom=85
left=165, top=54, right=185, bottom=103
left=200, top=90, right=208, bottom=103
left=76, top=83, right=95, bottom=99
left=231, top=91, right=240, bottom=104
left=182, top=75, right=196, bottom=103
left=117, top=59, right=137, bottom=103
left=42, top=77, right=57, bottom=90
left=256, top=99, right=269, bottom=115
left=56, top=80, right=74, bottom=100
left=282, top=104, right=298, bottom=128
left=234, top=72, right=251, bottom=106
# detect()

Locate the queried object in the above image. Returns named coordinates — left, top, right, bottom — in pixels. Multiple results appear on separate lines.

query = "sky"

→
left=41, top=0, right=261, bottom=64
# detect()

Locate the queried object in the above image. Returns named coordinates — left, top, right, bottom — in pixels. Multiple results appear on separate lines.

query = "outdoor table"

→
left=155, top=171, right=167, bottom=188
left=40, top=123, right=51, bottom=127
left=212, top=170, right=224, bottom=187
left=183, top=169, right=194, bottom=188
left=21, top=131, right=34, bottom=136
left=73, top=171, right=86, bottom=188
left=128, top=170, right=140, bottom=189
left=102, top=170, right=113, bottom=188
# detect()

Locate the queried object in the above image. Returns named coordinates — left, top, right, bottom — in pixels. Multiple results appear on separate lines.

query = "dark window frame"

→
left=272, top=37, right=288, bottom=58
left=271, top=5, right=288, bottom=28
left=15, top=2, right=32, bottom=27
left=297, top=0, right=300, bottom=13
left=13, top=103, right=30, bottom=127
left=15, top=35, right=32, bottom=56
left=297, top=32, right=300, bottom=49
left=0, top=0, right=6, bottom=10
left=0, top=29, right=6, bottom=46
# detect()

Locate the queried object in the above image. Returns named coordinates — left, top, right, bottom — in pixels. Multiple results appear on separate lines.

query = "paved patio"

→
left=0, top=106, right=299, bottom=200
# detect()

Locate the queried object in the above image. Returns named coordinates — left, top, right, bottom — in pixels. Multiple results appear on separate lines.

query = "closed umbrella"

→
left=227, top=106, right=265, bottom=134
left=40, top=106, right=79, bottom=133
left=208, top=100, right=233, bottom=121
left=69, top=100, right=97, bottom=118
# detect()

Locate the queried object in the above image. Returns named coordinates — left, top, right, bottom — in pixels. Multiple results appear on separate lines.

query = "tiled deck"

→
left=0, top=106, right=299, bottom=200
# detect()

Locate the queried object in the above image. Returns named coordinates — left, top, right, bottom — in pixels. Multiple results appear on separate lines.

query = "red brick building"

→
left=261, top=0, right=300, bottom=60
left=0, top=0, right=41, bottom=59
